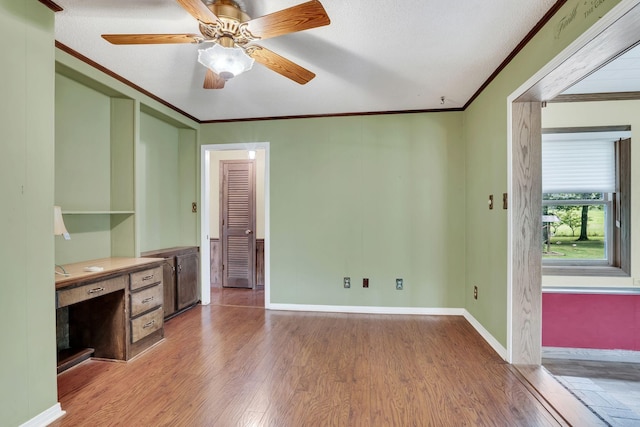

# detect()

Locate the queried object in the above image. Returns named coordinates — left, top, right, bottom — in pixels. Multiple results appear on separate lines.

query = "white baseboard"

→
left=463, top=310, right=508, bottom=360
left=543, top=346, right=640, bottom=363
left=268, top=303, right=464, bottom=316
left=19, top=403, right=65, bottom=427
left=268, top=303, right=506, bottom=359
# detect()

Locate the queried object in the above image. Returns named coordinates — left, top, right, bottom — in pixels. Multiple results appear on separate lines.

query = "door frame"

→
left=200, top=142, right=270, bottom=307
left=507, top=0, right=640, bottom=364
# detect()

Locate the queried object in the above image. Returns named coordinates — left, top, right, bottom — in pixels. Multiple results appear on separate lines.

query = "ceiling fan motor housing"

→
left=208, top=0, right=250, bottom=22
left=199, top=0, right=254, bottom=46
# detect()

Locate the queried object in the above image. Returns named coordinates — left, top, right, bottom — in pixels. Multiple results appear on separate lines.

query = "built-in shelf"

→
left=62, top=211, right=135, bottom=215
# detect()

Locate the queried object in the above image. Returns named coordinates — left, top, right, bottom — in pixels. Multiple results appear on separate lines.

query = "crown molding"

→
left=39, top=0, right=63, bottom=12
left=52, top=1, right=568, bottom=123
left=55, top=41, right=200, bottom=123
left=464, top=0, right=568, bottom=109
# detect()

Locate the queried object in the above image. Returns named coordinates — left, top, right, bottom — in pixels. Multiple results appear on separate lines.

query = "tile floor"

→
left=543, top=348, right=640, bottom=427
left=554, top=374, right=640, bottom=426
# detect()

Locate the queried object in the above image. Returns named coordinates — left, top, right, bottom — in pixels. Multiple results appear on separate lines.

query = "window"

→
left=541, top=128, right=631, bottom=276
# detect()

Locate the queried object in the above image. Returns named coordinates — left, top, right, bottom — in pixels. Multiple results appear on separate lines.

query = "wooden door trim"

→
left=200, top=143, right=270, bottom=307
left=507, top=0, right=640, bottom=364
left=509, top=101, right=542, bottom=365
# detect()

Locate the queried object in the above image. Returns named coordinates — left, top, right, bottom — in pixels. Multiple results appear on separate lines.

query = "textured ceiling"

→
left=54, top=0, right=559, bottom=122
left=562, top=43, right=640, bottom=94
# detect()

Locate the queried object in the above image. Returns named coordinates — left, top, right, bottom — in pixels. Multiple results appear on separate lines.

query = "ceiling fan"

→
left=101, top=0, right=330, bottom=89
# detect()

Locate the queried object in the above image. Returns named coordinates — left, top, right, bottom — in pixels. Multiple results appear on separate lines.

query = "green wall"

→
left=55, top=73, right=113, bottom=264
left=201, top=113, right=466, bottom=307
left=463, top=0, right=622, bottom=345
left=138, top=111, right=182, bottom=251
left=55, top=74, right=112, bottom=211
left=0, top=1, right=58, bottom=425
left=201, top=0, right=626, bottom=344
left=54, top=57, right=199, bottom=262
left=177, top=128, right=199, bottom=247
left=137, top=110, right=199, bottom=252
left=0, top=1, right=631, bottom=423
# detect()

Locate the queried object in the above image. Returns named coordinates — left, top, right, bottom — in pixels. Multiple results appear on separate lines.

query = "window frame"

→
left=541, top=127, right=631, bottom=277
left=543, top=196, right=612, bottom=267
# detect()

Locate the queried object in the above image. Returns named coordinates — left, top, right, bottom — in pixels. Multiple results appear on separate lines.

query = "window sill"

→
left=543, top=265, right=630, bottom=277
left=542, top=286, right=640, bottom=295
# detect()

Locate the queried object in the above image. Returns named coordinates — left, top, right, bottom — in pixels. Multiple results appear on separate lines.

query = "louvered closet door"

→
left=221, top=160, right=256, bottom=288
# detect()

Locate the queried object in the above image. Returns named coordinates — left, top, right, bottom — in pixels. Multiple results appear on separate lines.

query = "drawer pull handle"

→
left=143, top=320, right=155, bottom=329
left=142, top=275, right=154, bottom=281
left=141, top=296, right=154, bottom=304
left=88, top=287, right=105, bottom=294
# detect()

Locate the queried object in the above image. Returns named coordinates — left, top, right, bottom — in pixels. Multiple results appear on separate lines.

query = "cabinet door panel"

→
left=162, top=258, right=177, bottom=318
left=177, top=253, right=199, bottom=310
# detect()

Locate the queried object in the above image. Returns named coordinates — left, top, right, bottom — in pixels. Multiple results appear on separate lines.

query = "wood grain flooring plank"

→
left=515, top=364, right=607, bottom=426
left=52, top=303, right=584, bottom=426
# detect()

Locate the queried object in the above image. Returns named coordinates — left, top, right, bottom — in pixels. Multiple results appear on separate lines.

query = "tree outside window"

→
left=541, top=128, right=630, bottom=275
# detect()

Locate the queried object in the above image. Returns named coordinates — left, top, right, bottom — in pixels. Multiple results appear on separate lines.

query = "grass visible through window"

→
left=543, top=208, right=605, bottom=259
left=543, top=236, right=605, bottom=259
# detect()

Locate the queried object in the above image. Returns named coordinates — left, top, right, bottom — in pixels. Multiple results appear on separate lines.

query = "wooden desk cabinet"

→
left=141, top=246, right=200, bottom=319
left=56, top=258, right=165, bottom=372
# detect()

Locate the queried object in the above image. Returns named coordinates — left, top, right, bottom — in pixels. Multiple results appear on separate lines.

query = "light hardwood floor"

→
left=210, top=287, right=264, bottom=308
left=52, top=302, right=595, bottom=426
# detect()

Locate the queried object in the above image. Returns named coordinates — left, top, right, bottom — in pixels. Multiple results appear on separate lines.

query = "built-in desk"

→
left=56, top=257, right=165, bottom=373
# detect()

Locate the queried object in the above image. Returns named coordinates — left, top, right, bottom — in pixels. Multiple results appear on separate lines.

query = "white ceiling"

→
left=561, top=43, right=640, bottom=94
left=54, top=0, right=560, bottom=122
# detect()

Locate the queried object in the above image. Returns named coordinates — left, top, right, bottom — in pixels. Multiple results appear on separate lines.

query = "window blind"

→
left=542, top=139, right=615, bottom=193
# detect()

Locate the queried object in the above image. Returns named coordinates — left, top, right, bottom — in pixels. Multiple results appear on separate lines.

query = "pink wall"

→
left=542, top=292, right=640, bottom=350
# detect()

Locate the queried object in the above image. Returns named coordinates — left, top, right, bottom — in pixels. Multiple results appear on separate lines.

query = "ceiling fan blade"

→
left=102, top=34, right=202, bottom=45
left=175, top=0, right=218, bottom=24
left=204, top=69, right=225, bottom=89
left=244, top=0, right=330, bottom=41
left=248, top=46, right=315, bottom=85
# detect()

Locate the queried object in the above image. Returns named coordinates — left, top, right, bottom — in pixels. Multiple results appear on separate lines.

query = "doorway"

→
left=508, top=0, right=640, bottom=364
left=200, top=143, right=270, bottom=307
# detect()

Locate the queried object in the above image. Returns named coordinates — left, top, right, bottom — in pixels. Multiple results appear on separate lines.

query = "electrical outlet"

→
left=344, top=277, right=351, bottom=288
left=363, top=278, right=369, bottom=288
left=474, top=286, right=478, bottom=300
left=396, top=278, right=403, bottom=290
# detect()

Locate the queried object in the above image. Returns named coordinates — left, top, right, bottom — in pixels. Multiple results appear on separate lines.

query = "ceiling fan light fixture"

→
left=198, top=44, right=254, bottom=80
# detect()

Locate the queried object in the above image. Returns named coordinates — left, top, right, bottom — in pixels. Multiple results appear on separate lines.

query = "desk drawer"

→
left=130, top=266, right=162, bottom=291
left=57, top=275, right=127, bottom=308
left=130, top=284, right=163, bottom=317
left=130, top=306, right=163, bottom=343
